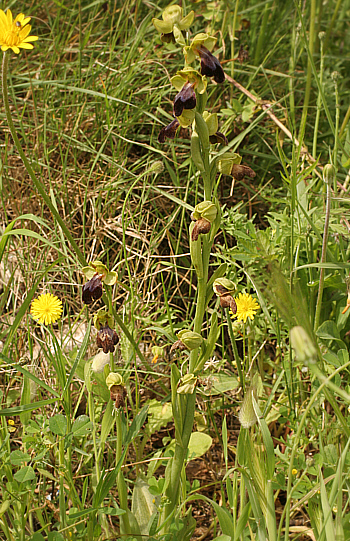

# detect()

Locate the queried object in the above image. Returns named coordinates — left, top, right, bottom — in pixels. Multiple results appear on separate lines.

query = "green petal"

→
left=171, top=74, right=186, bottom=91
left=179, top=10, right=194, bottom=30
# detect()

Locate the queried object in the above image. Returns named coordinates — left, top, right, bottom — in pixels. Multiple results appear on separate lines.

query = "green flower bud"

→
left=290, top=326, right=317, bottom=365
left=217, top=152, right=242, bottom=175
left=323, top=164, right=336, bottom=186
left=106, top=372, right=124, bottom=389
left=177, top=373, right=198, bottom=394
left=152, top=6, right=194, bottom=42
left=177, top=330, right=203, bottom=350
left=191, top=201, right=217, bottom=223
left=213, top=278, right=236, bottom=296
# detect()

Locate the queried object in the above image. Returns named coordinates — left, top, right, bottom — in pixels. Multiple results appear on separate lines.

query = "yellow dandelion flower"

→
left=292, top=468, right=298, bottom=475
left=31, top=293, right=63, bottom=325
left=233, top=292, right=260, bottom=323
left=7, top=419, right=16, bottom=433
left=0, top=9, right=38, bottom=54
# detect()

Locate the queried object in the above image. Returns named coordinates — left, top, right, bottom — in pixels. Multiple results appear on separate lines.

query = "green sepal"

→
left=178, top=10, right=194, bottom=30
left=173, top=25, right=186, bottom=46
left=152, top=18, right=172, bottom=34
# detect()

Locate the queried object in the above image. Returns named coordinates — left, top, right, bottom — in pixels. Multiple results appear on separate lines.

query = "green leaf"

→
left=49, top=414, right=67, bottom=436
left=188, top=432, right=213, bottom=459
left=10, top=450, right=31, bottom=466
left=0, top=398, right=58, bottom=416
left=131, top=477, right=157, bottom=535
left=14, top=465, right=36, bottom=483
left=72, top=415, right=93, bottom=437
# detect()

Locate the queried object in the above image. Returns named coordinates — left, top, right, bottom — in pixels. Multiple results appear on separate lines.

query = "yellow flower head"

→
left=292, top=468, right=298, bottom=476
left=0, top=9, right=38, bottom=54
left=31, top=293, right=63, bottom=325
left=233, top=292, right=260, bottom=323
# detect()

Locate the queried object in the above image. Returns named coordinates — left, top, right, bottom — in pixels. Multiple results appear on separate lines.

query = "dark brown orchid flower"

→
left=173, top=82, right=196, bottom=117
left=82, top=274, right=103, bottom=304
left=96, top=324, right=119, bottom=353
left=197, top=45, right=225, bottom=84
left=231, top=164, right=256, bottom=181
left=214, top=284, right=237, bottom=313
left=191, top=217, right=211, bottom=241
left=158, top=118, right=180, bottom=143
left=209, top=131, right=228, bottom=145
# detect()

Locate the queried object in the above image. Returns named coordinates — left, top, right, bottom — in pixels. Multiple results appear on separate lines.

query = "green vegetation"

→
left=1, top=1, right=350, bottom=540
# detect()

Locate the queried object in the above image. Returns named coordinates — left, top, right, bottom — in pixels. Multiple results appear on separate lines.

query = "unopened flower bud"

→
left=96, top=325, right=119, bottom=354
left=323, top=164, right=335, bottom=186
left=213, top=278, right=236, bottom=296
left=106, top=372, right=124, bottom=389
left=290, top=326, right=317, bottom=365
left=171, top=330, right=202, bottom=354
left=191, top=201, right=217, bottom=222
left=217, top=152, right=242, bottom=175
left=82, top=274, right=103, bottom=304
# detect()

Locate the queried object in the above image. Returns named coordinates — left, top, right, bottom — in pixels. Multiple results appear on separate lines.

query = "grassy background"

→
left=1, top=0, right=350, bottom=539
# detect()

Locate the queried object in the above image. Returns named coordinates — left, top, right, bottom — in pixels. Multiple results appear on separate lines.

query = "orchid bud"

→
left=177, top=373, right=198, bottom=394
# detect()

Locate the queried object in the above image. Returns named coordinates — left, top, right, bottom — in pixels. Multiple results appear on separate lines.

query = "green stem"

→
left=312, top=34, right=324, bottom=160
left=1, top=52, right=86, bottom=266
left=58, top=438, right=67, bottom=533
left=314, top=180, right=331, bottom=332
left=298, top=0, right=316, bottom=145
left=116, top=410, right=131, bottom=535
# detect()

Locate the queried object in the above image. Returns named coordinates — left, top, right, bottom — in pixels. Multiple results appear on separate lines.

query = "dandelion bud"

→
left=318, top=31, right=325, bottom=42
left=82, top=274, right=103, bottom=304
left=173, top=82, right=196, bottom=117
left=197, top=45, right=225, bottom=84
left=323, top=164, right=336, bottom=186
left=96, top=325, right=119, bottom=354
left=158, top=118, right=180, bottom=143
left=148, top=161, right=164, bottom=174
left=290, top=326, right=317, bottom=365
